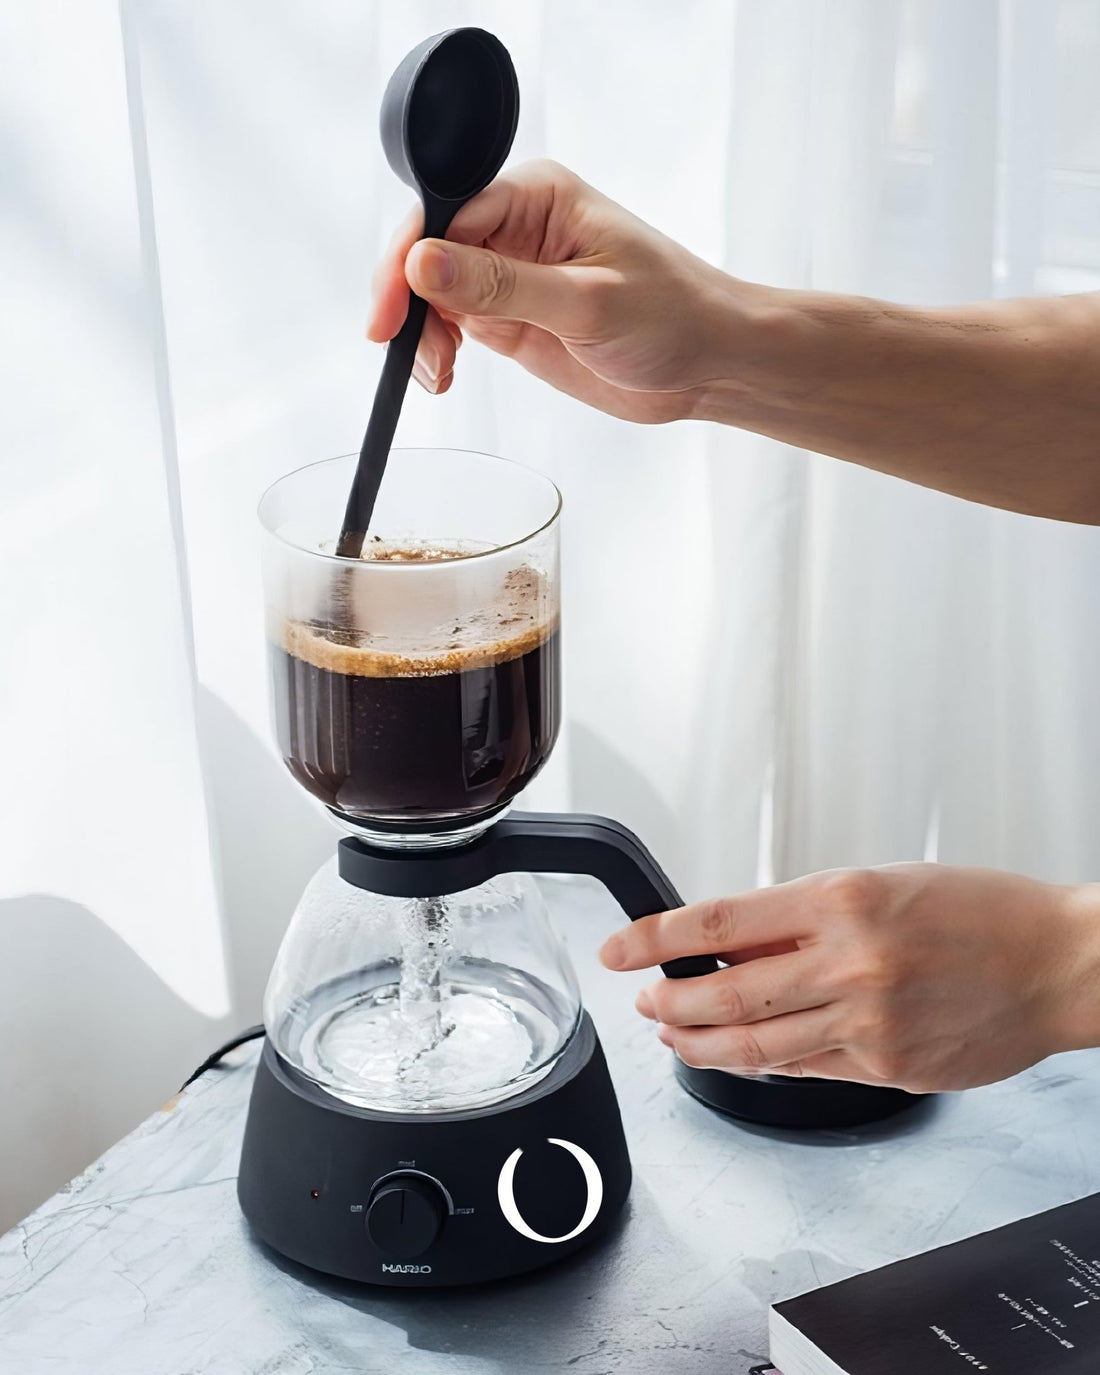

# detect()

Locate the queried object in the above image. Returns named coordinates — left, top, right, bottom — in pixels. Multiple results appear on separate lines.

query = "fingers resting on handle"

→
left=599, top=864, right=1097, bottom=1095
left=598, top=884, right=812, bottom=972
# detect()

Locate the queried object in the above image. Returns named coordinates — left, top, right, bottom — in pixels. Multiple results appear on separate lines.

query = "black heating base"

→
left=237, top=1015, right=631, bottom=1287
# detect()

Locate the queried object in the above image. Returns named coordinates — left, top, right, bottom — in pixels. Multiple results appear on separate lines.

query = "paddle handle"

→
left=337, top=810, right=720, bottom=982
left=336, top=292, right=429, bottom=558
left=337, top=198, right=455, bottom=559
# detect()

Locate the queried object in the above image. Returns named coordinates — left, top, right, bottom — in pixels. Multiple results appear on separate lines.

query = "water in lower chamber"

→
left=296, top=962, right=573, bottom=1112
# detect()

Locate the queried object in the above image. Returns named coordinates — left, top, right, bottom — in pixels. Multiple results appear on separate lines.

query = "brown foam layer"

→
left=278, top=560, right=557, bottom=679
left=280, top=617, right=556, bottom=678
left=354, top=537, right=489, bottom=563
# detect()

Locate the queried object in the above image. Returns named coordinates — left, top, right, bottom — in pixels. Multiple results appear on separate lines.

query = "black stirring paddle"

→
left=336, top=27, right=520, bottom=559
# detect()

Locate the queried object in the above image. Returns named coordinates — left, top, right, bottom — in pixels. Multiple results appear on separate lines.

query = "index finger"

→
left=445, top=177, right=512, bottom=245
left=445, top=159, right=570, bottom=255
left=599, top=880, right=816, bottom=973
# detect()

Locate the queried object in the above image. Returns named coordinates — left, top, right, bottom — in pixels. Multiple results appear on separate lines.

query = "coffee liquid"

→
left=271, top=559, right=559, bottom=825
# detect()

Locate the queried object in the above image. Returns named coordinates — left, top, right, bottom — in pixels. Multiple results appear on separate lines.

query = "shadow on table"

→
left=257, top=1179, right=736, bottom=1371
left=0, top=893, right=230, bottom=1234
left=264, top=1208, right=630, bottom=1351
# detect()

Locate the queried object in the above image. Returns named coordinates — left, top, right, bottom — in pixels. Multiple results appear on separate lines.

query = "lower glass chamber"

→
left=264, top=859, right=583, bottom=1115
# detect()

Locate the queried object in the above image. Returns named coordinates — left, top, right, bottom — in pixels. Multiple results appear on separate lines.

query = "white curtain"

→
left=3, top=0, right=1100, bottom=1228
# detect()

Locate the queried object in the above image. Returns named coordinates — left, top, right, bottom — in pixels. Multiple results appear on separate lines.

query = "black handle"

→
left=337, top=294, right=429, bottom=557
left=339, top=811, right=719, bottom=981
left=337, top=197, right=455, bottom=557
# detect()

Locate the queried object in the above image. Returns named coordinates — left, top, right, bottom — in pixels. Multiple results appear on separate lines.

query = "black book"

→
left=769, top=1193, right=1100, bottom=1374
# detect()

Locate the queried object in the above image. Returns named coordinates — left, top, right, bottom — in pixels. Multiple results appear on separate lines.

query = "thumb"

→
left=406, top=239, right=591, bottom=336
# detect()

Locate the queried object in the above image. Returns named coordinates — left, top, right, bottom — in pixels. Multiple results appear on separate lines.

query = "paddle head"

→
left=336, top=27, right=520, bottom=557
left=382, top=27, right=519, bottom=236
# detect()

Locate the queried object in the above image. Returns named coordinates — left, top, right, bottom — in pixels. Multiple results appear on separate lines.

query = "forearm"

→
left=694, top=280, right=1100, bottom=523
left=1053, top=882, right=1100, bottom=1054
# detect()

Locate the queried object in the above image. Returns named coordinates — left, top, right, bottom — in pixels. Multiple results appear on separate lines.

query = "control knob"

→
left=365, top=1174, right=446, bottom=1259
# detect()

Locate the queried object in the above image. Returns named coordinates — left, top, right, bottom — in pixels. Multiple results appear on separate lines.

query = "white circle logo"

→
left=496, top=1138, right=604, bottom=1244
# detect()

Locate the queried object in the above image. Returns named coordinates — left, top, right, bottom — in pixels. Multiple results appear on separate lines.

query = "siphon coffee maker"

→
left=237, top=448, right=913, bottom=1288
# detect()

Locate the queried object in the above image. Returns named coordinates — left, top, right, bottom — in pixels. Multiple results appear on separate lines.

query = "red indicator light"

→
left=310, top=1189, right=320, bottom=1200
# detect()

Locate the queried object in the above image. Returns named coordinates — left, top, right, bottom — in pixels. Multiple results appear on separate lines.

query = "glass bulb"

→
left=264, top=860, right=582, bottom=1113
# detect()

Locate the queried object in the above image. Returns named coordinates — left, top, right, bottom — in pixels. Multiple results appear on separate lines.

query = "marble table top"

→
left=4, top=874, right=1100, bottom=1374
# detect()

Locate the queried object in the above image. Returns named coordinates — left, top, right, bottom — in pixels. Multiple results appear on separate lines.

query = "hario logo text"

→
left=382, top=1263, right=432, bottom=1275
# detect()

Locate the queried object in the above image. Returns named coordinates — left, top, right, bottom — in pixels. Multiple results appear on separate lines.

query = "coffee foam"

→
left=352, top=537, right=488, bottom=563
left=278, top=561, right=557, bottom=679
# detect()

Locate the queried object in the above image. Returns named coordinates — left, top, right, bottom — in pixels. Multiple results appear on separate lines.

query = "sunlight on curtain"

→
left=0, top=2, right=228, bottom=1017
left=756, top=0, right=1100, bottom=885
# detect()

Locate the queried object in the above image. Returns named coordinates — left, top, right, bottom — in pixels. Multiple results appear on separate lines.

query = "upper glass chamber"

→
left=259, top=448, right=561, bottom=837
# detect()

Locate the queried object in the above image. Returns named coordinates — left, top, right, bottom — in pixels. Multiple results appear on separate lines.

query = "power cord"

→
left=180, top=1024, right=266, bottom=1091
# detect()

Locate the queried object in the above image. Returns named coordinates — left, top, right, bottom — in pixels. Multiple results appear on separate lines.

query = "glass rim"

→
left=257, top=447, right=562, bottom=567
